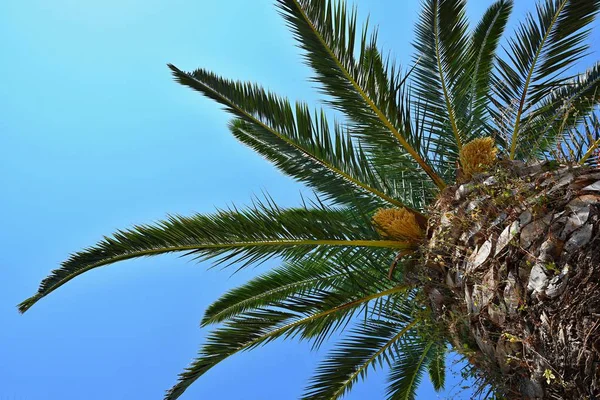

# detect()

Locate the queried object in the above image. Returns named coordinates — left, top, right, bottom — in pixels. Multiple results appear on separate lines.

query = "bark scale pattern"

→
left=422, top=161, right=600, bottom=399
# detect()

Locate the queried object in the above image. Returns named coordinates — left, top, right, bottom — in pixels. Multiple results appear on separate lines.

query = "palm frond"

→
left=413, top=0, right=470, bottom=152
left=276, top=0, right=447, bottom=189
left=300, top=263, right=415, bottom=349
left=368, top=90, right=442, bottom=206
left=205, top=248, right=415, bottom=351
left=427, top=343, right=447, bottom=391
left=462, top=0, right=513, bottom=140
left=517, top=62, right=600, bottom=159
left=202, top=248, right=395, bottom=326
left=168, top=64, right=409, bottom=210
left=302, top=317, right=419, bottom=400
left=578, top=112, right=600, bottom=166
left=550, top=110, right=600, bottom=165
left=385, top=336, right=437, bottom=400
left=493, top=0, right=600, bottom=159
left=19, top=199, right=411, bottom=313
left=164, top=285, right=408, bottom=400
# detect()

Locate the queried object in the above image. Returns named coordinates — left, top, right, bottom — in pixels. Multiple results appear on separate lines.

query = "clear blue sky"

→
left=1, top=1, right=598, bottom=399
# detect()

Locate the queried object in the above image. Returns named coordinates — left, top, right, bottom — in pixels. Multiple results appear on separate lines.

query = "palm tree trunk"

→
left=422, top=160, right=600, bottom=399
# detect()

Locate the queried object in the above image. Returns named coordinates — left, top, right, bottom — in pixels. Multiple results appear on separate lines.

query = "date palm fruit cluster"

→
left=19, top=0, right=600, bottom=399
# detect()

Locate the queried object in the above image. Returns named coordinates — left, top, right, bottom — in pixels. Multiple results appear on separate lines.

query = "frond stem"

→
left=580, top=137, right=600, bottom=164
left=468, top=5, right=503, bottom=123
left=229, top=286, right=410, bottom=347
left=235, top=125, right=415, bottom=212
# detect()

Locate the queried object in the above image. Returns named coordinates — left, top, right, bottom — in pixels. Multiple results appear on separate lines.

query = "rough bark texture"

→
left=421, top=161, right=600, bottom=399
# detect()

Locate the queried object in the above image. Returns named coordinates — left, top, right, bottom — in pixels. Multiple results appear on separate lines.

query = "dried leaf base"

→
left=422, top=161, right=600, bottom=399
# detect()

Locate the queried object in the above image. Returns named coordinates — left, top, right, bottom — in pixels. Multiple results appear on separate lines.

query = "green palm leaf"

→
left=205, top=249, right=415, bottom=351
left=165, top=285, right=408, bottom=400
left=517, top=62, right=600, bottom=158
left=168, top=65, right=409, bottom=210
left=413, top=0, right=470, bottom=151
left=494, top=0, right=600, bottom=159
left=203, top=257, right=347, bottom=327
left=427, top=343, right=447, bottom=391
left=19, top=199, right=411, bottom=313
left=202, top=248, right=396, bottom=326
left=462, top=0, right=513, bottom=140
left=302, top=317, right=419, bottom=400
left=385, top=336, right=437, bottom=400
left=577, top=111, right=600, bottom=166
left=276, top=0, right=446, bottom=189
left=367, top=91, right=442, bottom=206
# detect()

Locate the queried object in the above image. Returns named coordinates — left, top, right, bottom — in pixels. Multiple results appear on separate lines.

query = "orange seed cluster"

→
left=459, top=137, right=498, bottom=178
left=372, top=207, right=423, bottom=242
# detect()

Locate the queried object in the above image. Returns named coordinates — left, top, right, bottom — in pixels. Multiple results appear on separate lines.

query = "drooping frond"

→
left=19, top=199, right=411, bottom=313
left=164, top=285, right=409, bottom=400
left=302, top=317, right=419, bottom=400
left=205, top=248, right=415, bottom=347
left=168, top=65, right=409, bottom=210
left=301, top=261, right=414, bottom=349
left=492, top=0, right=600, bottom=159
left=202, top=257, right=345, bottom=327
left=385, top=336, right=437, bottom=400
left=276, top=0, right=447, bottom=189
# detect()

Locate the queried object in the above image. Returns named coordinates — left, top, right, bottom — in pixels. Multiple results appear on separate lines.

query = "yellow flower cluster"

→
left=372, top=207, right=423, bottom=242
left=459, top=137, right=498, bottom=178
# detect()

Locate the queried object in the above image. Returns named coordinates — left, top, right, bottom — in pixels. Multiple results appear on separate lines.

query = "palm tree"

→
left=19, top=0, right=600, bottom=398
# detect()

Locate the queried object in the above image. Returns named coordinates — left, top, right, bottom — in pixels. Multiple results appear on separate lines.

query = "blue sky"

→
left=1, top=1, right=598, bottom=399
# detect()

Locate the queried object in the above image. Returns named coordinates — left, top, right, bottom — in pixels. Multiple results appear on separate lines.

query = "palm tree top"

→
left=19, top=0, right=600, bottom=399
